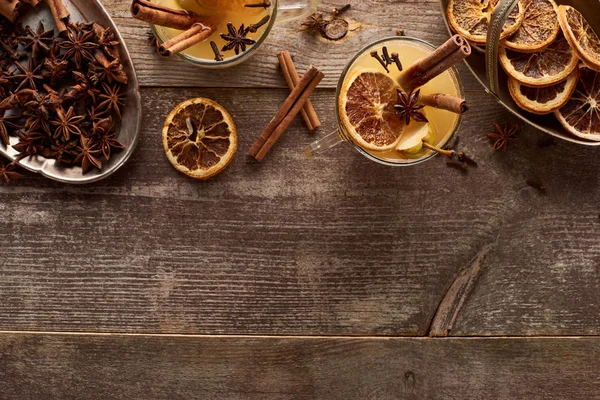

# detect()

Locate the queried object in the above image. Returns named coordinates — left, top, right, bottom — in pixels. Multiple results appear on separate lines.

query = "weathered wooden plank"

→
left=1, top=333, right=599, bottom=399
left=102, top=0, right=482, bottom=90
left=2, top=87, right=599, bottom=336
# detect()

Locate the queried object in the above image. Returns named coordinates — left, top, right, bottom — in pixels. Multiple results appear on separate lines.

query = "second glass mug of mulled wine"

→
left=305, top=36, right=467, bottom=166
left=147, top=0, right=318, bottom=68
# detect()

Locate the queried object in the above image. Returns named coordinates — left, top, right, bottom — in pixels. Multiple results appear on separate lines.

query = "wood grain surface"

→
left=1, top=333, right=600, bottom=400
left=1, top=88, right=599, bottom=336
left=104, top=0, right=482, bottom=90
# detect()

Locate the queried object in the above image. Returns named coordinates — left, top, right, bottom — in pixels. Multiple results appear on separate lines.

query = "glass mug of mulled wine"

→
left=305, top=36, right=466, bottom=166
left=148, top=0, right=318, bottom=68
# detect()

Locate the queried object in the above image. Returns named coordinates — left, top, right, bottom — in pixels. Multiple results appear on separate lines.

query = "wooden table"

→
left=2, top=1, right=600, bottom=398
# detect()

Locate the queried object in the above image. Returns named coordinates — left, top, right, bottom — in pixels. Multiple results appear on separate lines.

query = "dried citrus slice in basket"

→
left=339, top=70, right=405, bottom=151
left=499, top=35, right=579, bottom=86
left=555, top=66, right=600, bottom=141
left=447, top=0, right=525, bottom=45
left=163, top=98, right=237, bottom=180
left=557, top=5, right=600, bottom=72
left=508, top=68, right=579, bottom=114
left=503, top=0, right=559, bottom=52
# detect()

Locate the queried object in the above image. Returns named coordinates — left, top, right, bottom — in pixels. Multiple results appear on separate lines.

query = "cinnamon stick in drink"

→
left=255, top=70, right=324, bottom=162
left=0, top=0, right=21, bottom=22
left=131, top=0, right=206, bottom=30
left=277, top=51, right=320, bottom=131
left=158, top=22, right=214, bottom=57
left=248, top=66, right=319, bottom=158
left=421, top=93, right=468, bottom=114
left=399, top=34, right=471, bottom=92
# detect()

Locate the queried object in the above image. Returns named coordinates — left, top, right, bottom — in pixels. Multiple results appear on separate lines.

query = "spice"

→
left=487, top=122, right=518, bottom=152
left=301, top=13, right=329, bottom=35
left=18, top=22, right=54, bottom=61
left=370, top=50, right=390, bottom=73
left=210, top=41, right=223, bottom=61
left=331, top=4, right=351, bottom=16
left=220, top=23, right=256, bottom=55
left=245, top=1, right=271, bottom=8
left=420, top=93, right=468, bottom=114
left=394, top=89, right=428, bottom=125
left=131, top=0, right=206, bottom=31
left=390, top=53, right=403, bottom=72
left=248, top=15, right=271, bottom=33
left=158, top=22, right=214, bottom=58
left=0, top=159, right=24, bottom=183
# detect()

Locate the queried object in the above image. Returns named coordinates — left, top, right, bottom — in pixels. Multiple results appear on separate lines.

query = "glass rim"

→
left=150, top=0, right=278, bottom=69
left=335, top=36, right=465, bottom=167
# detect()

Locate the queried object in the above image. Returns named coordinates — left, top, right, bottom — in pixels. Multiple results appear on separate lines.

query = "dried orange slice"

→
left=499, top=36, right=579, bottom=86
left=557, top=5, right=600, bottom=72
left=508, top=68, right=579, bottom=114
left=163, top=98, right=237, bottom=179
left=503, top=0, right=559, bottom=52
left=555, top=66, right=600, bottom=141
left=339, top=70, right=405, bottom=151
left=447, top=0, right=525, bottom=45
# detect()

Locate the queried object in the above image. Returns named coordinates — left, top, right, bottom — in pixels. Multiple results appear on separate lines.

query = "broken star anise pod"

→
left=301, top=12, right=329, bottom=34
left=394, top=89, right=428, bottom=125
left=8, top=59, right=45, bottom=91
left=59, top=24, right=99, bottom=68
left=487, top=122, right=518, bottom=152
left=18, top=22, right=55, bottom=61
left=43, top=43, right=70, bottom=86
left=89, top=51, right=128, bottom=85
left=74, top=136, right=102, bottom=174
left=50, top=105, right=84, bottom=141
left=220, top=23, right=256, bottom=55
left=93, top=24, right=120, bottom=60
left=0, top=109, right=21, bottom=146
left=0, top=159, right=24, bottom=183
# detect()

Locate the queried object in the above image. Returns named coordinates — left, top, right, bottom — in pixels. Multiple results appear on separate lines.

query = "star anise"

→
left=487, top=122, right=518, bottom=152
left=23, top=91, right=51, bottom=133
left=394, top=89, right=428, bottom=125
left=8, top=59, right=45, bottom=91
left=0, top=159, right=24, bottom=183
left=93, top=24, right=120, bottom=60
left=301, top=12, right=329, bottom=34
left=43, top=43, right=69, bottom=86
left=50, top=106, right=84, bottom=141
left=97, top=82, right=125, bottom=118
left=63, top=71, right=99, bottom=104
left=0, top=110, right=20, bottom=146
left=91, top=117, right=123, bottom=160
left=18, top=22, right=55, bottom=61
left=89, top=51, right=128, bottom=85
left=220, top=23, right=256, bottom=55
left=50, top=139, right=77, bottom=165
left=13, top=130, right=40, bottom=155
left=74, top=136, right=102, bottom=173
left=59, top=24, right=99, bottom=68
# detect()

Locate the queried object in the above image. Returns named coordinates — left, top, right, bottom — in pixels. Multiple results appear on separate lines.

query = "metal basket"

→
left=439, top=0, right=600, bottom=146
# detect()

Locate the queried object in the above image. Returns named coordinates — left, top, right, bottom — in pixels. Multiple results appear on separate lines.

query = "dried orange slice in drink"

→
left=557, top=5, right=600, bottom=72
left=163, top=98, right=237, bottom=179
left=503, top=0, right=559, bottom=52
left=339, top=70, right=405, bottom=151
left=447, top=0, right=525, bottom=45
left=499, top=36, right=579, bottom=86
left=508, top=68, right=579, bottom=114
left=555, top=66, right=600, bottom=141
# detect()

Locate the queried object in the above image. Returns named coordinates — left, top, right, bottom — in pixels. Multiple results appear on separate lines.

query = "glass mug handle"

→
left=276, top=0, right=318, bottom=25
left=304, top=129, right=344, bottom=158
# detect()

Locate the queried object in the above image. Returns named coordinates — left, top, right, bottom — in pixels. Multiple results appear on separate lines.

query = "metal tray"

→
left=0, top=0, right=142, bottom=184
left=439, top=0, right=600, bottom=146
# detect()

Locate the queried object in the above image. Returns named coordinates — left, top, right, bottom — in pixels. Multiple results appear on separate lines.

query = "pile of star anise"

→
left=0, top=15, right=127, bottom=176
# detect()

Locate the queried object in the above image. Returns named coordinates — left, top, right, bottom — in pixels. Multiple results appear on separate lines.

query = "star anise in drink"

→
left=487, top=122, right=518, bottom=152
left=220, top=23, right=256, bottom=55
left=18, top=22, right=55, bottom=61
left=50, top=105, right=84, bottom=141
left=97, top=82, right=125, bottom=118
left=8, top=59, right=45, bottom=91
left=394, top=89, right=428, bottom=125
left=59, top=24, right=99, bottom=68
left=74, top=136, right=102, bottom=173
left=0, top=159, right=23, bottom=183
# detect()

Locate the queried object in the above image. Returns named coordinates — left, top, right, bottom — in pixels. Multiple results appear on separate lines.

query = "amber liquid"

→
left=155, top=0, right=272, bottom=62
left=341, top=39, right=462, bottom=162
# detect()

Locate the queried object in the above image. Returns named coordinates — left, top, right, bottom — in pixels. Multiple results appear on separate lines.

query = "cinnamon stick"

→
left=158, top=22, right=214, bottom=57
left=277, top=51, right=320, bottom=131
left=421, top=93, right=468, bottom=114
left=255, top=71, right=324, bottom=162
left=0, top=0, right=21, bottom=22
left=399, top=34, right=471, bottom=92
left=44, top=0, right=69, bottom=33
left=131, top=0, right=206, bottom=30
left=248, top=66, right=319, bottom=158
left=22, top=0, right=40, bottom=6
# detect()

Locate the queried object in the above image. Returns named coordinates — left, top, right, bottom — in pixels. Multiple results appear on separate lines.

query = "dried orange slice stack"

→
left=447, top=0, right=600, bottom=141
left=447, top=0, right=525, bottom=45
left=163, top=98, right=237, bottom=180
left=338, top=71, right=405, bottom=151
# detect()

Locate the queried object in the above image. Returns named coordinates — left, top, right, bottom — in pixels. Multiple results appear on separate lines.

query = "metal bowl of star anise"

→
left=0, top=0, right=141, bottom=184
